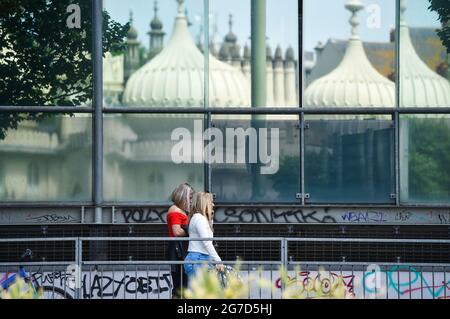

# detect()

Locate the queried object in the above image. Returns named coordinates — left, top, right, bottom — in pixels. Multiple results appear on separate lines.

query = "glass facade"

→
left=400, top=115, right=450, bottom=204
left=0, top=114, right=92, bottom=202
left=0, top=0, right=449, bottom=206
left=305, top=116, right=395, bottom=203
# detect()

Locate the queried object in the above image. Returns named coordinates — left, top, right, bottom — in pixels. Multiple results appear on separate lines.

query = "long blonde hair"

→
left=170, top=183, right=194, bottom=212
left=189, top=192, right=214, bottom=231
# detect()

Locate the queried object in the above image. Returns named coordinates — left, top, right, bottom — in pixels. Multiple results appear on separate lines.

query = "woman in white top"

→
left=183, top=192, right=224, bottom=286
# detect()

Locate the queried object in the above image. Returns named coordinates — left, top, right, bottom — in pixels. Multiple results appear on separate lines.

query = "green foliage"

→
left=428, top=0, right=450, bottom=53
left=184, top=264, right=354, bottom=299
left=0, top=0, right=128, bottom=139
left=408, top=118, right=450, bottom=201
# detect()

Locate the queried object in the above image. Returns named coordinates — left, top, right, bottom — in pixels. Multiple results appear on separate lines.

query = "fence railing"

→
left=0, top=237, right=449, bottom=299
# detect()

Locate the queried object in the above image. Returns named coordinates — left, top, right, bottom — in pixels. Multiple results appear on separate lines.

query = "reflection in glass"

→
left=305, top=116, right=394, bottom=203
left=0, top=114, right=92, bottom=201
left=399, top=0, right=450, bottom=107
left=103, top=114, right=204, bottom=202
left=0, top=0, right=100, bottom=107
left=400, top=115, right=450, bottom=203
left=211, top=116, right=300, bottom=202
left=210, top=0, right=299, bottom=107
left=104, top=0, right=205, bottom=107
left=304, top=0, right=395, bottom=107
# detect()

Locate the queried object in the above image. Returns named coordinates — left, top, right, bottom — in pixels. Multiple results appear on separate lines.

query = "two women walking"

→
left=166, top=184, right=223, bottom=298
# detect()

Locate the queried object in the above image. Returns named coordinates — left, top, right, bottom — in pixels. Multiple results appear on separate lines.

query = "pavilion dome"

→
left=304, top=0, right=395, bottom=107
left=123, top=0, right=250, bottom=107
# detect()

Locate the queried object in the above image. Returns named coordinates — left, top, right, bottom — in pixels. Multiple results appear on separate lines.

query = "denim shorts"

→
left=184, top=252, right=211, bottom=277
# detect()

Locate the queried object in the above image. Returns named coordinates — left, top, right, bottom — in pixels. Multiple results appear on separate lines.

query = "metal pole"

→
left=93, top=0, right=103, bottom=223
left=251, top=0, right=267, bottom=109
left=394, top=0, right=401, bottom=206
left=203, top=0, right=212, bottom=193
left=251, top=0, right=267, bottom=198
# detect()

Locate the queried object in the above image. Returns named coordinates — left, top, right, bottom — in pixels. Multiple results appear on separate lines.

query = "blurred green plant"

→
left=0, top=277, right=42, bottom=299
left=184, top=264, right=355, bottom=299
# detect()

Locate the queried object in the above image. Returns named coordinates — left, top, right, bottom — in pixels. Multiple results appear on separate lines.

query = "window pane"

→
left=400, top=115, right=450, bottom=203
left=0, top=114, right=92, bottom=201
left=305, top=115, right=395, bottom=203
left=103, top=0, right=204, bottom=107
left=0, top=0, right=94, bottom=107
left=103, top=114, right=204, bottom=202
left=211, top=115, right=300, bottom=203
left=304, top=0, right=396, bottom=107
left=208, top=0, right=299, bottom=108
left=399, top=0, right=450, bottom=107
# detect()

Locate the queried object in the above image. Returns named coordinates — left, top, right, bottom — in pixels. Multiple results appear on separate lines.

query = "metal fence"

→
left=0, top=237, right=449, bottom=299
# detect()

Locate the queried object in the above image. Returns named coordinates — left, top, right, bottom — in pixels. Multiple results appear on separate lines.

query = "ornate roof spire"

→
left=177, top=0, right=185, bottom=16
left=345, top=0, right=364, bottom=40
left=127, top=10, right=138, bottom=40
left=150, top=1, right=163, bottom=30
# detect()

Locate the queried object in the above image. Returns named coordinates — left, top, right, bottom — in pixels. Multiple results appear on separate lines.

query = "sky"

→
left=304, top=0, right=441, bottom=52
left=104, top=0, right=441, bottom=56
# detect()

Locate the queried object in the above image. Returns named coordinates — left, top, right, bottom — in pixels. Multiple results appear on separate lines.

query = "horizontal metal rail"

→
left=2, top=237, right=449, bottom=244
left=2, top=202, right=450, bottom=209
left=1, top=106, right=450, bottom=114
left=285, top=238, right=450, bottom=244
left=0, top=237, right=79, bottom=243
left=287, top=261, right=450, bottom=267
left=81, top=261, right=282, bottom=266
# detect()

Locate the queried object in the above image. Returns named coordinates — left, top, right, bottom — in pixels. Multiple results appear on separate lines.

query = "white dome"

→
left=123, top=1, right=250, bottom=108
left=399, top=0, right=450, bottom=107
left=305, top=0, right=395, bottom=108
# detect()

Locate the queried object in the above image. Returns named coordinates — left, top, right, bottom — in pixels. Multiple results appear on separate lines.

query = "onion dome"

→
left=123, top=0, right=250, bottom=107
left=304, top=0, right=395, bottom=107
left=285, top=46, right=295, bottom=61
left=399, top=0, right=450, bottom=107
left=224, top=14, right=238, bottom=44
left=150, top=1, right=163, bottom=31
left=127, top=11, right=138, bottom=40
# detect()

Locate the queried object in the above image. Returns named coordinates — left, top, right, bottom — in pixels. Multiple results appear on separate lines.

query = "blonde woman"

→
left=184, top=192, right=224, bottom=286
left=166, top=183, right=194, bottom=298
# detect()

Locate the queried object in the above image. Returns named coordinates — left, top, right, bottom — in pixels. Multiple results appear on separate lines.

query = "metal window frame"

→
left=1, top=0, right=450, bottom=210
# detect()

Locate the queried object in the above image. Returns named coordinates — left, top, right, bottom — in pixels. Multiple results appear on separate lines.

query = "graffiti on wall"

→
left=117, top=207, right=450, bottom=225
left=2, top=266, right=449, bottom=299
left=0, top=207, right=449, bottom=225
left=29, top=270, right=172, bottom=299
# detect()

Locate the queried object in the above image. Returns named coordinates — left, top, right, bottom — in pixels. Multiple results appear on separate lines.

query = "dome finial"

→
left=400, top=0, right=407, bottom=26
left=154, top=1, right=159, bottom=16
left=129, top=10, right=134, bottom=24
left=229, top=14, right=233, bottom=32
left=177, top=0, right=185, bottom=15
left=345, top=0, right=364, bottom=40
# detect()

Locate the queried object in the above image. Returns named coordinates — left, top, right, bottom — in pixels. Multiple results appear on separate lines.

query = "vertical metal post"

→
left=93, top=0, right=103, bottom=223
left=394, top=0, right=401, bottom=206
left=251, top=0, right=267, bottom=109
left=75, top=238, right=82, bottom=299
left=203, top=0, right=212, bottom=193
left=301, top=113, right=305, bottom=205
left=251, top=0, right=267, bottom=198
left=299, top=0, right=305, bottom=204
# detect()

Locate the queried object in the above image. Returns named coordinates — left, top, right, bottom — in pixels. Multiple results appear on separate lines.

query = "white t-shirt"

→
left=188, top=213, right=221, bottom=262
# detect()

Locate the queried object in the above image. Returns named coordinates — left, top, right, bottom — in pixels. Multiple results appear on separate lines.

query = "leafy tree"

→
left=408, top=118, right=450, bottom=202
left=0, top=0, right=129, bottom=139
left=428, top=0, right=450, bottom=53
